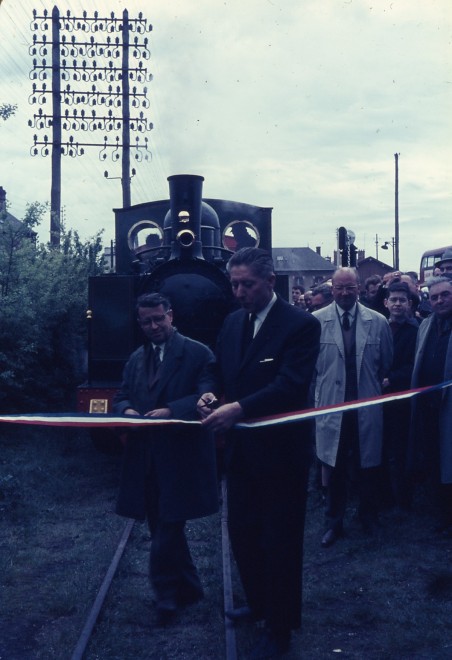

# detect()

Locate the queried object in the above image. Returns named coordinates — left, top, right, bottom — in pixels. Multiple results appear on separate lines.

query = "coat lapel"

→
left=355, top=303, right=372, bottom=379
left=238, top=302, right=280, bottom=371
left=322, top=305, right=345, bottom=361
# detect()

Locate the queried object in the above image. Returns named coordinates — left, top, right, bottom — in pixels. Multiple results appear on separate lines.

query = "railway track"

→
left=70, top=478, right=237, bottom=660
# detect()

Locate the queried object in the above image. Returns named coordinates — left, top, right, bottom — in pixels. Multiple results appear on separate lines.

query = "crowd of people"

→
left=114, top=246, right=452, bottom=659
left=293, top=251, right=452, bottom=545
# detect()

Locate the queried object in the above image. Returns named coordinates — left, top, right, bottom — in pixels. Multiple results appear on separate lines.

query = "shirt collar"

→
left=335, top=301, right=357, bottom=320
left=255, top=291, right=277, bottom=324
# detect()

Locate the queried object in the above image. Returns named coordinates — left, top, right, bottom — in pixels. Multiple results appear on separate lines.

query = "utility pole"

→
left=29, top=6, right=153, bottom=246
left=122, top=9, right=131, bottom=208
left=394, top=153, right=400, bottom=270
left=50, top=6, right=61, bottom=245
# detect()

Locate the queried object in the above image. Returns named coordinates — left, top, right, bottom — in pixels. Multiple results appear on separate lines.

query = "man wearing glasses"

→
left=381, top=281, right=419, bottom=510
left=114, top=293, right=218, bottom=625
left=313, top=267, right=393, bottom=547
left=409, top=276, right=452, bottom=537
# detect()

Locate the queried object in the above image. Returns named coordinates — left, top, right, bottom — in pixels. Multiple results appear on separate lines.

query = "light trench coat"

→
left=313, top=302, right=393, bottom=468
left=410, top=314, right=452, bottom=484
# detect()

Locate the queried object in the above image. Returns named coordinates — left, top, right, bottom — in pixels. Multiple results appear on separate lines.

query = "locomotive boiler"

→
left=77, top=174, right=272, bottom=414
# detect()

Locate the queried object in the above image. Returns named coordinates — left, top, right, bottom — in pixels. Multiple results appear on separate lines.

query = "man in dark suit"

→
left=381, top=281, right=418, bottom=509
left=409, top=276, right=452, bottom=536
left=198, top=248, right=320, bottom=659
left=114, top=293, right=218, bottom=625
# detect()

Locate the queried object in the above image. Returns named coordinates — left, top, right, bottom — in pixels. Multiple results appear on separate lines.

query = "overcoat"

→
left=313, top=302, right=393, bottom=468
left=113, top=331, right=218, bottom=522
left=410, top=315, right=452, bottom=484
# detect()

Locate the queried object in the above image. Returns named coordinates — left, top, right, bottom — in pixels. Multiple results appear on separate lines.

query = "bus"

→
left=419, top=245, right=452, bottom=284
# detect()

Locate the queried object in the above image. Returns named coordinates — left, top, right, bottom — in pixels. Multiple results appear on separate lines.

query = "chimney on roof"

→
left=316, top=246, right=321, bottom=255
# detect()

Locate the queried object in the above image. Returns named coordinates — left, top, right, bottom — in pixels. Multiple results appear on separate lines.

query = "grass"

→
left=1, top=427, right=452, bottom=659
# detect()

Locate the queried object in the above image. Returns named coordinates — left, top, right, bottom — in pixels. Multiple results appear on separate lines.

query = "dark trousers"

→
left=227, top=454, right=310, bottom=633
left=380, top=400, right=413, bottom=510
left=147, top=519, right=203, bottom=604
left=145, top=467, right=202, bottom=605
left=413, top=400, right=452, bottom=528
left=440, top=484, right=452, bottom=527
left=325, top=411, right=379, bottom=533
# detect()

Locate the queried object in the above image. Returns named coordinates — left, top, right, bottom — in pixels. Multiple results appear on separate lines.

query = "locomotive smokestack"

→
left=167, top=174, right=205, bottom=260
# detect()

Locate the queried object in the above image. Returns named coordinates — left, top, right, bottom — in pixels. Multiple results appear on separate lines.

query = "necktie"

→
left=242, top=313, right=256, bottom=355
left=342, top=312, right=350, bottom=331
left=153, top=345, right=162, bottom=372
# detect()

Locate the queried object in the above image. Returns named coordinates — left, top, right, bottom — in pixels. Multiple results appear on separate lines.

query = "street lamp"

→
left=381, top=238, right=395, bottom=268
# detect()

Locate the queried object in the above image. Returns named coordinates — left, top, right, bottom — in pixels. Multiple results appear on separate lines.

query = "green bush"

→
left=0, top=203, right=104, bottom=412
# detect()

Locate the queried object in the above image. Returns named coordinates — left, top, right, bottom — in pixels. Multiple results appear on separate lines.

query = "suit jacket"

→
left=114, top=331, right=219, bottom=521
left=382, top=318, right=418, bottom=450
left=385, top=318, right=418, bottom=393
left=313, top=302, right=393, bottom=468
left=217, top=296, right=321, bottom=476
left=410, top=314, right=452, bottom=483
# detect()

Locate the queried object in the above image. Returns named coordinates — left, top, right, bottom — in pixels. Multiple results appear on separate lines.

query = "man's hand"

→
left=124, top=407, right=140, bottom=416
left=197, top=392, right=218, bottom=419
left=201, top=401, right=244, bottom=433
left=145, top=408, right=172, bottom=418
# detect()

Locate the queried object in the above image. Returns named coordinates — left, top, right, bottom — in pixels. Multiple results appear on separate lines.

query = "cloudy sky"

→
left=1, top=0, right=451, bottom=271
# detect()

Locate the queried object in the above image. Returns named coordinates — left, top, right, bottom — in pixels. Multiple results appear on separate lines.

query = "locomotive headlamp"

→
left=178, top=210, right=190, bottom=223
left=176, top=229, right=196, bottom=247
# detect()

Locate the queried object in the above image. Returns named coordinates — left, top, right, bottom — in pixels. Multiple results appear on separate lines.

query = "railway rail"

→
left=70, top=478, right=237, bottom=660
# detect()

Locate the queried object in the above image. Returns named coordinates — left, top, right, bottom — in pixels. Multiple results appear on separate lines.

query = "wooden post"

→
left=50, top=5, right=61, bottom=246
left=394, top=153, right=400, bottom=270
left=121, top=9, right=131, bottom=208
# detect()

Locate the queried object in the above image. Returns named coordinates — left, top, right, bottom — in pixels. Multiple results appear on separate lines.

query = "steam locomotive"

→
left=77, top=174, right=272, bottom=414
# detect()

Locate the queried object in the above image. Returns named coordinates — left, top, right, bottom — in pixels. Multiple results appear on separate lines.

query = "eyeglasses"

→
left=333, top=285, right=358, bottom=292
left=138, top=312, right=171, bottom=326
left=430, top=290, right=452, bottom=302
left=387, top=297, right=408, bottom=303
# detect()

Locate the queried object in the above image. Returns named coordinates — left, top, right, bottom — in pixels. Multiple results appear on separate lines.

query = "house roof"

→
left=0, top=186, right=37, bottom=236
left=0, top=209, right=27, bottom=231
left=357, top=256, right=393, bottom=270
left=272, top=247, right=335, bottom=273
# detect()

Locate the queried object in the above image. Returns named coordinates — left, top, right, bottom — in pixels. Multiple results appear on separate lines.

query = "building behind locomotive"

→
left=77, top=174, right=272, bottom=415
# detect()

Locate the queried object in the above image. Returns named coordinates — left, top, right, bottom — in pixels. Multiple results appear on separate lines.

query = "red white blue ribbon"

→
left=0, top=413, right=199, bottom=427
left=238, top=380, right=452, bottom=429
left=0, top=381, right=450, bottom=429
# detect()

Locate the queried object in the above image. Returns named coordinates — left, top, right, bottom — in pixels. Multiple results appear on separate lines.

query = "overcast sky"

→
left=1, top=0, right=451, bottom=271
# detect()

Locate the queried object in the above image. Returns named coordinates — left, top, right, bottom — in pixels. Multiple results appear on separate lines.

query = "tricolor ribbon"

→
left=0, top=380, right=450, bottom=429
left=238, top=380, right=452, bottom=429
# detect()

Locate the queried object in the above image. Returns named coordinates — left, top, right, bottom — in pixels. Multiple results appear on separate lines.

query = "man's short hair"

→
left=136, top=292, right=171, bottom=314
left=292, top=285, right=304, bottom=293
left=332, top=267, right=360, bottom=285
left=365, top=275, right=382, bottom=290
left=312, top=283, right=333, bottom=302
left=404, top=271, right=418, bottom=284
left=227, top=247, right=275, bottom=279
left=385, top=281, right=411, bottom=298
left=425, top=275, right=452, bottom=289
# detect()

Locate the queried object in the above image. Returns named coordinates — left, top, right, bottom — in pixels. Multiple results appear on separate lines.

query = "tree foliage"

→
left=0, top=103, right=17, bottom=121
left=0, top=204, right=104, bottom=412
